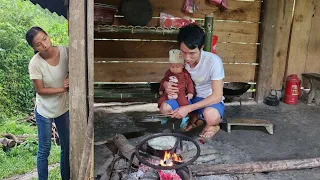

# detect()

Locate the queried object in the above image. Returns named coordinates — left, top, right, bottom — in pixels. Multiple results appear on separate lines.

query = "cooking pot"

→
left=122, top=0, right=153, bottom=26
left=223, top=82, right=251, bottom=96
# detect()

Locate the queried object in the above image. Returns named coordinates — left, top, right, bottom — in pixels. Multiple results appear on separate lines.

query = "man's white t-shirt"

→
left=28, top=46, right=69, bottom=118
left=185, top=50, right=225, bottom=99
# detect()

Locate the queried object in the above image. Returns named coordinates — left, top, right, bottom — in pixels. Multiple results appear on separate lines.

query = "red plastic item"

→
left=211, top=35, right=218, bottom=54
left=208, top=0, right=228, bottom=9
left=199, top=139, right=205, bottom=144
left=160, top=13, right=195, bottom=29
left=183, top=0, right=198, bottom=14
left=284, top=74, right=301, bottom=105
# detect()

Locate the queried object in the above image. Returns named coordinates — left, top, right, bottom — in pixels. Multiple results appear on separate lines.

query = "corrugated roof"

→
left=29, top=0, right=68, bottom=19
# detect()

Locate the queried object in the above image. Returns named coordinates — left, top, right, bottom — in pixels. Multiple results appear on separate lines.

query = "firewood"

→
left=190, top=157, right=320, bottom=175
left=95, top=155, right=115, bottom=178
left=113, top=134, right=139, bottom=166
left=0, top=138, right=16, bottom=148
left=3, top=133, right=20, bottom=143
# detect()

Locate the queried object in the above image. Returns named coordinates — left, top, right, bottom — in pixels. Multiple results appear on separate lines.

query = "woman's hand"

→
left=64, top=78, right=69, bottom=91
left=172, top=105, right=192, bottom=119
left=163, top=81, right=179, bottom=97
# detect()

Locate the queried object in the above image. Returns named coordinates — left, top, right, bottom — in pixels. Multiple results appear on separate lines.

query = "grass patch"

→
left=0, top=116, right=60, bottom=179
left=0, top=141, right=60, bottom=179
left=0, top=115, right=37, bottom=135
left=31, top=165, right=62, bottom=180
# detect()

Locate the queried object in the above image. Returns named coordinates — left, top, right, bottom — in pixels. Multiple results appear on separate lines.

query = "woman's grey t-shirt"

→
left=28, top=46, right=69, bottom=118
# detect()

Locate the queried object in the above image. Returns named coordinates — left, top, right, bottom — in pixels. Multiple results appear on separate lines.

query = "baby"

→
left=158, top=49, right=195, bottom=108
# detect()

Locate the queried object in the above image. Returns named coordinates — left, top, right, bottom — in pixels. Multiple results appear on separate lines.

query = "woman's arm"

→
left=32, top=79, right=68, bottom=95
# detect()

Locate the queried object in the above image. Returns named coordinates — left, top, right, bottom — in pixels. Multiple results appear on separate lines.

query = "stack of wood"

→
left=25, top=111, right=36, bottom=125
left=25, top=110, right=59, bottom=146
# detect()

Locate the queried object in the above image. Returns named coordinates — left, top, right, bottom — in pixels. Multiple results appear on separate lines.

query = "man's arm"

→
left=188, top=79, right=223, bottom=112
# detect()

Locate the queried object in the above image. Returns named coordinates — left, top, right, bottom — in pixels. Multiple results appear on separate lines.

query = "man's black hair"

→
left=177, top=24, right=205, bottom=50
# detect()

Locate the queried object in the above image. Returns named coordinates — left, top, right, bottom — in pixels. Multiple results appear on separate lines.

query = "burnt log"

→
left=113, top=134, right=139, bottom=166
left=190, top=157, right=320, bottom=176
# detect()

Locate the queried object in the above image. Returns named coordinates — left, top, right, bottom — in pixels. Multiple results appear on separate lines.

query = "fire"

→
left=160, top=151, right=183, bottom=166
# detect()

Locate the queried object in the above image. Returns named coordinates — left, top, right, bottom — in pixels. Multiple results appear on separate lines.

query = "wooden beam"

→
left=94, top=63, right=256, bottom=83
left=96, top=0, right=262, bottom=22
left=255, top=0, right=278, bottom=103
left=271, top=0, right=295, bottom=90
left=88, top=0, right=95, bottom=178
left=69, top=0, right=90, bottom=179
left=190, top=157, right=320, bottom=176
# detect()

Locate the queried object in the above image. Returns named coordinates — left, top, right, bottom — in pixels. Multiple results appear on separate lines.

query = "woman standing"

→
left=26, top=26, right=69, bottom=180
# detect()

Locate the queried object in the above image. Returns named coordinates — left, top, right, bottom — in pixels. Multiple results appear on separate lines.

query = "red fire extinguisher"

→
left=284, top=74, right=301, bottom=105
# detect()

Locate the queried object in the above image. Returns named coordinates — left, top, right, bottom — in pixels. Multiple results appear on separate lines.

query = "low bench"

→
left=302, top=73, right=320, bottom=105
left=227, top=118, right=274, bottom=134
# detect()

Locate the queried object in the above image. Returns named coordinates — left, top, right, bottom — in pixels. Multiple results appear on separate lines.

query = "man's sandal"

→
left=182, top=119, right=204, bottom=132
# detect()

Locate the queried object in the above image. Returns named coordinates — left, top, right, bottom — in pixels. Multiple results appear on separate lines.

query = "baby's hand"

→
left=159, top=91, right=163, bottom=95
left=187, top=93, right=193, bottom=101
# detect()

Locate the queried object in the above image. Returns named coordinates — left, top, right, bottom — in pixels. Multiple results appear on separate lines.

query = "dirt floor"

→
left=94, top=100, right=320, bottom=180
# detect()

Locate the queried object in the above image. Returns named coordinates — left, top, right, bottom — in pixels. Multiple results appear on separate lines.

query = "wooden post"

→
left=255, top=0, right=278, bottom=103
left=88, top=0, right=94, bottom=178
left=271, top=0, right=295, bottom=90
left=204, top=13, right=214, bottom=52
left=69, top=0, right=93, bottom=179
left=285, top=0, right=314, bottom=79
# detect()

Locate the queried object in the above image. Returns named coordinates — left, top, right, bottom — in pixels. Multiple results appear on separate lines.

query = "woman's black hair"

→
left=25, top=26, right=47, bottom=47
left=177, top=24, right=205, bottom=50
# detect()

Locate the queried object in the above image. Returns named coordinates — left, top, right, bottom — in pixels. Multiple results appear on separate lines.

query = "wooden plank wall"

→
left=270, top=0, right=295, bottom=90
left=285, top=0, right=320, bottom=85
left=94, top=0, right=261, bottom=83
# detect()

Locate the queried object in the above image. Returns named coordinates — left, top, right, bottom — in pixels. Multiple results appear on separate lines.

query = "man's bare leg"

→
left=200, top=107, right=222, bottom=138
left=160, top=102, right=173, bottom=115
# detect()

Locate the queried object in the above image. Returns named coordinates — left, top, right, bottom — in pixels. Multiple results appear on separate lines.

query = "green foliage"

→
left=0, top=141, right=60, bottom=179
left=0, top=0, right=68, bottom=178
left=0, top=0, right=68, bottom=120
left=48, top=166, right=62, bottom=180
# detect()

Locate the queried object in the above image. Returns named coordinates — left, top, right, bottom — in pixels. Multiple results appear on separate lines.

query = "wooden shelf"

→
left=95, top=25, right=180, bottom=35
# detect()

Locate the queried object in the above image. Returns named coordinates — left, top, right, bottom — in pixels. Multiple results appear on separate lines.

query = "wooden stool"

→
left=302, top=73, right=320, bottom=105
left=227, top=118, right=274, bottom=134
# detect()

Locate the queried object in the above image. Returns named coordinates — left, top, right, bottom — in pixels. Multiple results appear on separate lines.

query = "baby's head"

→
left=169, top=49, right=185, bottom=74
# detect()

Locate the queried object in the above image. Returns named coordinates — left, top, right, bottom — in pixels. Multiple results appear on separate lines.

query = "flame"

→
left=160, top=151, right=183, bottom=166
